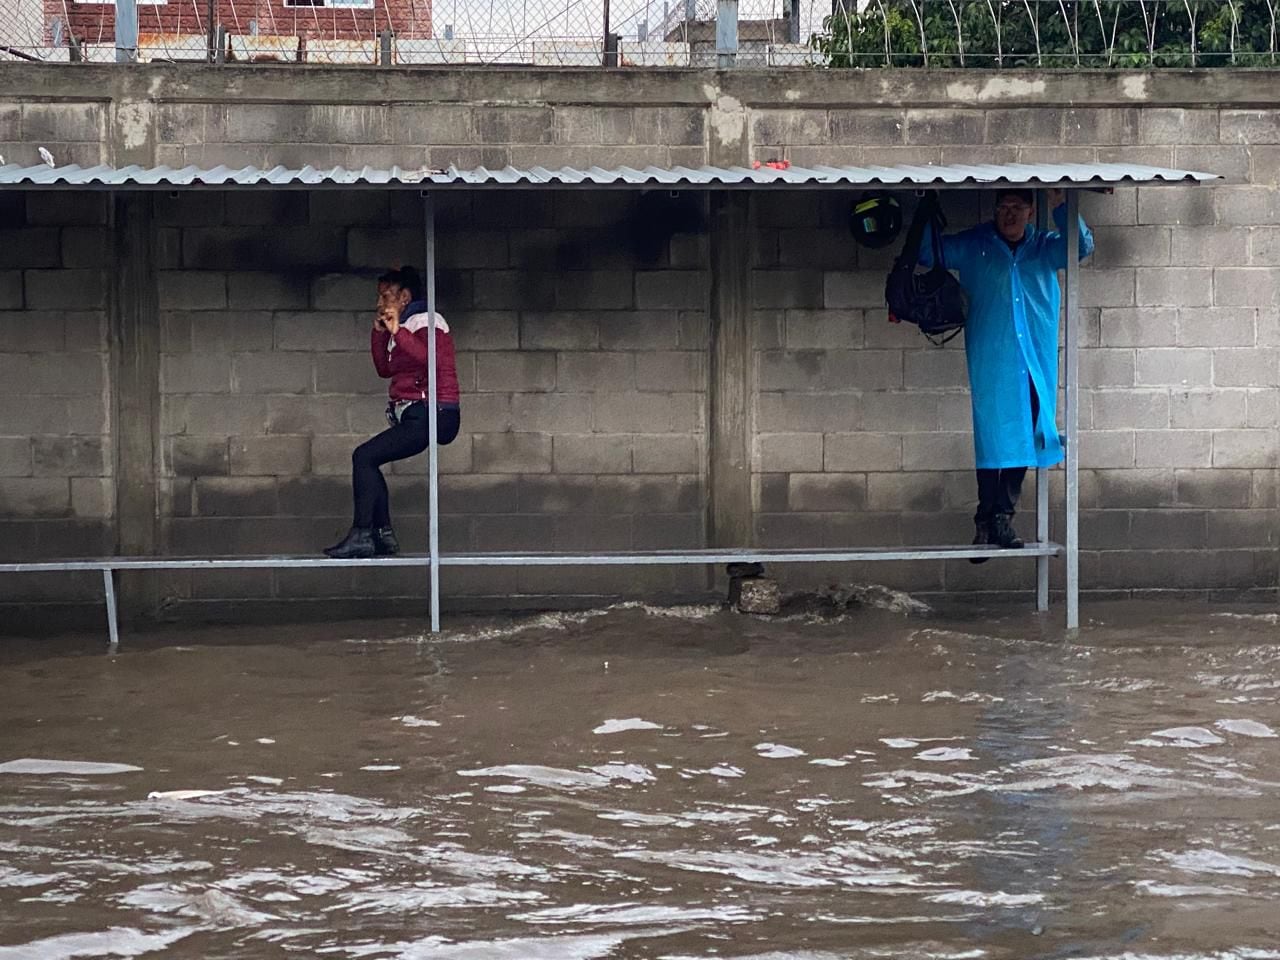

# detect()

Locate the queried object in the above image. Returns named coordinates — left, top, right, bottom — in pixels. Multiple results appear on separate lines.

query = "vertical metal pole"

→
left=1035, top=191, right=1049, bottom=613
left=207, top=0, right=217, bottom=62
left=716, top=0, right=738, bottom=67
left=103, top=569, right=120, bottom=648
left=1065, top=190, right=1081, bottom=631
left=424, top=194, right=441, bottom=633
left=115, top=0, right=138, bottom=62
left=379, top=29, right=393, bottom=66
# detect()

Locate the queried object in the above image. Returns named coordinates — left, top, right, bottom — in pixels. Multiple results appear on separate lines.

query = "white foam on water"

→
left=512, top=902, right=758, bottom=925
left=0, top=866, right=71, bottom=888
left=245, top=776, right=283, bottom=785
left=588, top=763, right=655, bottom=783
left=915, top=748, right=975, bottom=762
left=1134, top=880, right=1241, bottom=897
left=755, top=743, right=806, bottom=759
left=809, top=758, right=849, bottom=767
left=117, top=885, right=279, bottom=927
left=861, top=695, right=900, bottom=703
left=1157, top=849, right=1280, bottom=878
left=925, top=890, right=1044, bottom=906
left=332, top=882, right=546, bottom=913
left=457, top=765, right=639, bottom=790
left=360, top=765, right=402, bottom=772
left=597, top=810, right=690, bottom=828
left=593, top=718, right=662, bottom=735
left=0, top=926, right=195, bottom=959
left=484, top=785, right=526, bottom=794
left=255, top=738, right=275, bottom=745
left=395, top=716, right=442, bottom=727
left=1215, top=719, right=1278, bottom=738
left=681, top=765, right=745, bottom=779
left=146, top=790, right=232, bottom=801
left=337, top=928, right=671, bottom=959
left=921, top=691, right=1004, bottom=704
left=0, top=759, right=143, bottom=776
left=1147, top=727, right=1226, bottom=747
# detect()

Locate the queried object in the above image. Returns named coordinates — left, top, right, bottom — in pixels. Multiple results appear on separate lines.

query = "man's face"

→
left=994, top=195, right=1034, bottom=243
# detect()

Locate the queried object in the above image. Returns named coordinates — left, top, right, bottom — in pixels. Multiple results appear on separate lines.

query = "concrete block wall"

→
left=750, top=105, right=1279, bottom=597
left=0, top=192, right=112, bottom=619
left=153, top=189, right=708, bottom=612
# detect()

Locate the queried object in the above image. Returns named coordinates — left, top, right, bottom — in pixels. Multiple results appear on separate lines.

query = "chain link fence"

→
left=3, top=0, right=1276, bottom=67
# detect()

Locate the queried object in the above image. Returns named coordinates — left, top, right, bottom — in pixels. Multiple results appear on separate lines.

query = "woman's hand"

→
left=375, top=305, right=398, bottom=333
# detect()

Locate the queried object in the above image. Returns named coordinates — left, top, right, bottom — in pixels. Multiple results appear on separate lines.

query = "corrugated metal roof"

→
left=0, top=161, right=1219, bottom=189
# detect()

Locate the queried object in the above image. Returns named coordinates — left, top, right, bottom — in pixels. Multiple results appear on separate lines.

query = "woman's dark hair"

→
left=378, top=265, right=422, bottom=301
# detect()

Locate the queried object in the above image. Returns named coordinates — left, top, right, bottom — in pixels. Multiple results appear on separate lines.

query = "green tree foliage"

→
left=813, top=1, right=1279, bottom=68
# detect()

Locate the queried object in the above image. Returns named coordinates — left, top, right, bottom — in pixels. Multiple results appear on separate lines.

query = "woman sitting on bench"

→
left=324, top=266, right=461, bottom=559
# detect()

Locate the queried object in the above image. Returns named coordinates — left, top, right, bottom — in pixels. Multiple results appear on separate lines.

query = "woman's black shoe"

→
left=373, top=526, right=401, bottom=556
left=990, top=513, right=1024, bottom=549
left=324, top=527, right=375, bottom=559
left=970, top=519, right=991, bottom=565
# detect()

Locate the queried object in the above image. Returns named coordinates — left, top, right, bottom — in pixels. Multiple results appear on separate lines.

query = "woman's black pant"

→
left=352, top=403, right=460, bottom=529
left=974, top=380, right=1039, bottom=522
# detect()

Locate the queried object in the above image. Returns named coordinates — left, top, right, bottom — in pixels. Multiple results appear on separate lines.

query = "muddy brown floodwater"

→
left=1, top=595, right=1279, bottom=959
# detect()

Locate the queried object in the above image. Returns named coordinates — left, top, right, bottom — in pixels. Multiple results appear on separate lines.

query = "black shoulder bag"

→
left=884, top=192, right=968, bottom=346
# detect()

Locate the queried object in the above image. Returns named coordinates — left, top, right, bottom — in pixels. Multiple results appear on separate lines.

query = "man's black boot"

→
left=373, top=526, right=401, bottom=556
left=990, top=513, right=1024, bottom=549
left=970, top=518, right=991, bottom=565
left=324, top=527, right=375, bottom=559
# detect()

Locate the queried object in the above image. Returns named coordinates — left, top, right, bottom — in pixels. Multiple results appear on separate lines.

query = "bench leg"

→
left=102, top=569, right=120, bottom=648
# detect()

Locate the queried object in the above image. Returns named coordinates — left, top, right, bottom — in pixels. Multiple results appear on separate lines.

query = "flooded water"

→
left=2, top=595, right=1280, bottom=959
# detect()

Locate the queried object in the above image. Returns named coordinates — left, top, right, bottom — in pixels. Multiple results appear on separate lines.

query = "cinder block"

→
left=755, top=433, right=822, bottom=473
left=158, top=271, right=227, bottom=311
left=511, top=394, right=593, bottom=433
left=233, top=353, right=313, bottom=395
left=1247, top=389, right=1279, bottom=427
left=1170, top=389, right=1247, bottom=428
left=520, top=313, right=599, bottom=350
left=272, top=313, right=361, bottom=353
left=1080, top=430, right=1135, bottom=468
left=21, top=103, right=101, bottom=142
left=902, top=433, right=974, bottom=471
left=784, top=310, right=861, bottom=349
left=1135, top=349, right=1212, bottom=386
left=1090, top=226, right=1171, bottom=268
left=556, top=352, right=633, bottom=392
left=31, top=437, right=107, bottom=477
left=1139, top=108, right=1219, bottom=145
left=823, top=433, right=901, bottom=472
left=1219, top=109, right=1280, bottom=144
left=788, top=473, right=867, bottom=512
left=23, top=269, right=104, bottom=310
left=1135, top=430, right=1212, bottom=467
left=1064, top=108, right=1139, bottom=146
left=472, top=433, right=552, bottom=474
left=758, top=392, right=858, bottom=433
left=194, top=477, right=278, bottom=517
left=346, top=228, right=423, bottom=270
left=1080, top=268, right=1136, bottom=307
left=1082, top=349, right=1135, bottom=387
left=1171, top=227, right=1247, bottom=267
left=476, top=352, right=557, bottom=393
left=0, top=438, right=32, bottom=477
left=1212, top=429, right=1278, bottom=468
left=449, top=312, right=520, bottom=352
left=598, top=311, right=681, bottom=350
left=632, top=435, right=700, bottom=474
left=1175, top=468, right=1252, bottom=508
left=635, top=271, right=705, bottom=310
left=313, top=353, right=385, bottom=395
left=758, top=350, right=822, bottom=391
left=59, top=227, right=109, bottom=269
left=632, top=107, right=704, bottom=147
left=828, top=109, right=906, bottom=145
left=1099, top=307, right=1177, bottom=347
left=554, top=271, right=634, bottom=310
left=71, top=477, right=112, bottom=519
left=1136, top=268, right=1213, bottom=309
left=227, top=273, right=309, bottom=311
left=1092, top=390, right=1169, bottom=429
left=161, top=353, right=232, bottom=394
left=1203, top=509, right=1278, bottom=549
left=902, top=350, right=967, bottom=390
left=823, top=271, right=887, bottom=310
left=0, top=354, right=103, bottom=397
left=1250, top=228, right=1280, bottom=266
left=1214, top=269, right=1280, bottom=308
left=1129, top=510, right=1207, bottom=549
left=635, top=351, right=704, bottom=392
left=592, top=392, right=701, bottom=434
left=861, top=392, right=939, bottom=432
left=0, top=272, right=20, bottom=309
left=983, top=109, right=1063, bottom=145
left=310, top=435, right=362, bottom=476
left=1215, top=187, right=1280, bottom=226
left=866, top=472, right=943, bottom=512
left=0, top=477, right=71, bottom=517
left=0, top=229, right=58, bottom=269
left=230, top=436, right=311, bottom=476
left=752, top=110, right=830, bottom=146
left=167, top=437, right=229, bottom=477
left=167, top=395, right=270, bottom=437
left=1174, top=145, right=1251, bottom=183
left=553, top=435, right=631, bottom=474
left=826, top=350, right=905, bottom=391
left=752, top=270, right=823, bottom=310
left=904, top=109, right=984, bottom=146
left=1093, top=468, right=1175, bottom=508
left=475, top=107, right=553, bottom=145
left=1213, top=348, right=1277, bottom=387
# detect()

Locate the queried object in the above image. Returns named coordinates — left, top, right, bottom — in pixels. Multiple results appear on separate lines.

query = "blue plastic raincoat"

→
left=922, top=204, right=1094, bottom=470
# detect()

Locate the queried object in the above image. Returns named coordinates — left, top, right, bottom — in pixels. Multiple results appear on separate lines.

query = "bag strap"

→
left=899, top=191, right=937, bottom=266
left=923, top=326, right=963, bottom=347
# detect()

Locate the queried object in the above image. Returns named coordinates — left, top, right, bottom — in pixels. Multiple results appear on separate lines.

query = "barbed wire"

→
left=1, top=0, right=1275, bottom=67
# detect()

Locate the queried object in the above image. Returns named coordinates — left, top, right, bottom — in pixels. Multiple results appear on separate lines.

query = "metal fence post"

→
left=115, top=0, right=138, bottom=63
left=379, top=30, right=393, bottom=66
left=717, top=0, right=738, bottom=68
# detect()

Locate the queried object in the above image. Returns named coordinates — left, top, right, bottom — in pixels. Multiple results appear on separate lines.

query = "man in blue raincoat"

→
left=923, top=188, right=1094, bottom=560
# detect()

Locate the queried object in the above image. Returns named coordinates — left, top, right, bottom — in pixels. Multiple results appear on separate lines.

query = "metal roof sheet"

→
left=0, top=161, right=1220, bottom=189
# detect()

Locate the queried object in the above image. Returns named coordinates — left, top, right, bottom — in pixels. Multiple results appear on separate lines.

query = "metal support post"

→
left=379, top=30, right=393, bottom=66
left=103, top=569, right=120, bottom=648
left=1035, top=191, right=1050, bottom=613
left=115, top=0, right=138, bottom=62
left=1065, top=189, right=1081, bottom=631
left=424, top=195, right=441, bottom=633
left=716, top=0, right=738, bottom=68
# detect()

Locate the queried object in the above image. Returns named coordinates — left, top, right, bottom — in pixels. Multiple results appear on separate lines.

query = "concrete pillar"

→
left=110, top=192, right=160, bottom=618
left=707, top=191, right=752, bottom=550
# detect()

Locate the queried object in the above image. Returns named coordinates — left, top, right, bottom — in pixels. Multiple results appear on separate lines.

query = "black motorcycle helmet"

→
left=849, top=191, right=902, bottom=249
